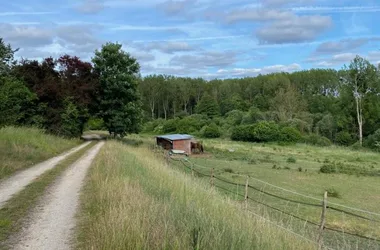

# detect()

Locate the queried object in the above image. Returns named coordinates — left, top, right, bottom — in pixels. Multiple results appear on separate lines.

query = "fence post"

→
left=210, top=168, right=214, bottom=187
left=244, top=176, right=249, bottom=210
left=317, top=191, right=328, bottom=249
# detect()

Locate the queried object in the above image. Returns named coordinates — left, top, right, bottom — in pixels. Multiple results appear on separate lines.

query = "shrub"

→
left=320, top=164, right=337, bottom=173
left=224, top=168, right=234, bottom=173
left=162, top=118, right=179, bottom=133
left=326, top=188, right=341, bottom=198
left=298, top=167, right=303, bottom=172
left=252, top=121, right=280, bottom=142
left=231, top=125, right=255, bottom=141
left=176, top=115, right=209, bottom=134
left=350, top=141, right=362, bottom=150
left=335, top=131, right=354, bottom=146
left=287, top=156, right=296, bottom=163
left=364, top=129, right=380, bottom=151
left=279, top=127, right=302, bottom=143
left=86, top=117, right=105, bottom=131
left=202, top=124, right=221, bottom=138
left=303, top=134, right=332, bottom=146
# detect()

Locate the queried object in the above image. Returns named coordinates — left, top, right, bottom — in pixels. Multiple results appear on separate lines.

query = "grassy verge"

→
left=0, top=141, right=96, bottom=247
left=0, top=126, right=80, bottom=179
left=76, top=141, right=316, bottom=250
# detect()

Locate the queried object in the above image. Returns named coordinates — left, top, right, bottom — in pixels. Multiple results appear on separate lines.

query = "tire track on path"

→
left=12, top=141, right=105, bottom=250
left=0, top=142, right=91, bottom=208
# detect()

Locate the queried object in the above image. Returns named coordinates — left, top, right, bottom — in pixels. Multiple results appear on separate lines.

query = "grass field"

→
left=118, top=134, right=380, bottom=249
left=76, top=141, right=317, bottom=250
left=166, top=138, right=380, bottom=249
left=0, top=126, right=80, bottom=179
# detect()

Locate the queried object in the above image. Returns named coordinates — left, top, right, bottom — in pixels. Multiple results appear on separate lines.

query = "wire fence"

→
left=165, top=153, right=380, bottom=247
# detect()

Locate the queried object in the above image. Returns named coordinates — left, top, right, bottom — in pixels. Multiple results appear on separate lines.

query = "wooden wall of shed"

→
left=173, top=139, right=192, bottom=155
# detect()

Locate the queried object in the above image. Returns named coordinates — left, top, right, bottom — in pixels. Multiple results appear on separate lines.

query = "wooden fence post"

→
left=317, top=191, right=328, bottom=249
left=210, top=168, right=214, bottom=187
left=244, top=176, right=249, bottom=210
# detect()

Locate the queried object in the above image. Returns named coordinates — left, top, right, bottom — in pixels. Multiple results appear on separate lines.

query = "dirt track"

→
left=12, top=141, right=104, bottom=250
left=0, top=142, right=91, bottom=208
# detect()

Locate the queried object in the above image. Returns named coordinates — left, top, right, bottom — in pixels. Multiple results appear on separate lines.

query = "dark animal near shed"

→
left=191, top=142, right=204, bottom=154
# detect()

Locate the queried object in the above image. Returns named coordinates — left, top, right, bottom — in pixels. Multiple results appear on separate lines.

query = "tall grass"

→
left=0, top=126, right=80, bottom=179
left=76, top=141, right=316, bottom=250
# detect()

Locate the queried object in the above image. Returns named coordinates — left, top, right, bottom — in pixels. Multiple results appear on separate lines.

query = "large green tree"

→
left=92, top=43, right=142, bottom=137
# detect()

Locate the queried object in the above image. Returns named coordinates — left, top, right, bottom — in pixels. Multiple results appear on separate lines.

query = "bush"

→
left=279, top=127, right=302, bottom=143
left=176, top=115, right=209, bottom=134
left=86, top=117, right=105, bottom=131
left=231, top=125, right=255, bottom=141
left=303, top=134, right=332, bottom=146
left=364, top=129, right=380, bottom=151
left=162, top=118, right=179, bottom=133
left=335, top=131, right=354, bottom=146
left=287, top=156, right=296, bottom=163
left=224, top=168, right=234, bottom=173
left=202, top=124, right=221, bottom=138
left=320, top=164, right=337, bottom=173
left=252, top=121, right=280, bottom=142
left=326, top=188, right=341, bottom=198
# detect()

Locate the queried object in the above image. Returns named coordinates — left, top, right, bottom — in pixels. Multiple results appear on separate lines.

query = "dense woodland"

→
left=1, top=37, right=380, bottom=150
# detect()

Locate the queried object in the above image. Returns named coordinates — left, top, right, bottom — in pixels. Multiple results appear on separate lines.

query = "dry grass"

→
left=0, top=126, right=80, bottom=179
left=76, top=141, right=317, bottom=250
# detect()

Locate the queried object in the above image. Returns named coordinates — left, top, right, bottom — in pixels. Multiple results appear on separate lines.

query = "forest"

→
left=1, top=36, right=380, bottom=150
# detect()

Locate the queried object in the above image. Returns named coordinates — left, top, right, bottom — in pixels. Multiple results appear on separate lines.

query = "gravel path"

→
left=13, top=141, right=105, bottom=250
left=0, top=142, right=91, bottom=208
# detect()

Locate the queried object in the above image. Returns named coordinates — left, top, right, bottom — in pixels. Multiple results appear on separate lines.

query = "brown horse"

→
left=191, top=142, right=204, bottom=154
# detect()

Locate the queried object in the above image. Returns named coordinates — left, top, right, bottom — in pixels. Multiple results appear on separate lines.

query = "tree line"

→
left=139, top=58, right=380, bottom=149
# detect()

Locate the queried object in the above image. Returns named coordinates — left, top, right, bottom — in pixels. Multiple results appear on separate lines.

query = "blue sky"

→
left=1, top=0, right=380, bottom=78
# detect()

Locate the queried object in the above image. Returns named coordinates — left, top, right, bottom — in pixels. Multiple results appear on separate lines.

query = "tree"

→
left=0, top=38, right=17, bottom=75
left=0, top=77, right=36, bottom=126
left=271, top=83, right=306, bottom=121
left=139, top=75, right=160, bottom=119
left=342, top=56, right=378, bottom=146
left=195, top=93, right=220, bottom=118
left=92, top=42, right=142, bottom=137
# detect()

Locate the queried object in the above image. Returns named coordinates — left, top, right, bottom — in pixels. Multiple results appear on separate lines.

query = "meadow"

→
left=126, top=134, right=380, bottom=249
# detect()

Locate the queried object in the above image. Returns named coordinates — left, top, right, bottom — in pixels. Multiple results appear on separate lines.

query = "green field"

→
left=133, top=134, right=380, bottom=249
left=0, top=126, right=80, bottom=179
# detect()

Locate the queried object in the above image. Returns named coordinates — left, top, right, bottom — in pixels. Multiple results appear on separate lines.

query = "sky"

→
left=1, top=0, right=380, bottom=79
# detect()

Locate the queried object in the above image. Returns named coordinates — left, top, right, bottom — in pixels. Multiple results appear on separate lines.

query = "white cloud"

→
left=256, top=14, right=332, bottom=44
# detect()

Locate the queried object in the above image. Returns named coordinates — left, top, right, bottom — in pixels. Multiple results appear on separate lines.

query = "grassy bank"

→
left=76, top=141, right=316, bottom=250
left=0, top=141, right=96, bottom=247
left=0, top=126, right=80, bottom=179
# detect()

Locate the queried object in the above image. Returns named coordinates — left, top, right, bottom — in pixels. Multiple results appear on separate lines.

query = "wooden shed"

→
left=156, top=134, right=193, bottom=155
